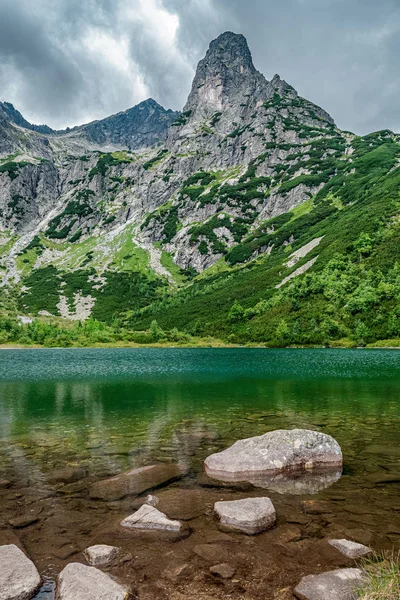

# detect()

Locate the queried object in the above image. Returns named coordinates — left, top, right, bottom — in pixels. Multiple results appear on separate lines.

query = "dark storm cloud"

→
left=0, top=0, right=399, bottom=133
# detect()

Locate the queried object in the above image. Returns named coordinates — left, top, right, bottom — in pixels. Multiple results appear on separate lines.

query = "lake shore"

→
left=1, top=338, right=400, bottom=350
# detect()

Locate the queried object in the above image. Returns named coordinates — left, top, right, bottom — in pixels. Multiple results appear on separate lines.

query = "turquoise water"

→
left=0, top=348, right=399, bottom=478
left=1, top=348, right=400, bottom=598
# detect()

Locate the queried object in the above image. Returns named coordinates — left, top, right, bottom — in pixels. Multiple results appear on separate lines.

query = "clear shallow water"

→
left=0, top=348, right=400, bottom=477
left=1, top=348, right=400, bottom=599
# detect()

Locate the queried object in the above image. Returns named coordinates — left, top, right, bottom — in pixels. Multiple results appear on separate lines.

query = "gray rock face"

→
left=205, top=429, right=343, bottom=483
left=121, top=504, right=183, bottom=532
left=89, top=463, right=184, bottom=501
left=183, top=32, right=269, bottom=122
left=294, top=568, right=365, bottom=600
left=214, top=497, right=276, bottom=535
left=328, top=539, right=372, bottom=559
left=0, top=544, right=41, bottom=600
left=56, top=563, right=130, bottom=600
left=66, top=99, right=179, bottom=150
left=0, top=30, right=344, bottom=294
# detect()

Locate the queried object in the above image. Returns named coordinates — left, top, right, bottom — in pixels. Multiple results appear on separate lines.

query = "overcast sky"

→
left=0, top=0, right=399, bottom=133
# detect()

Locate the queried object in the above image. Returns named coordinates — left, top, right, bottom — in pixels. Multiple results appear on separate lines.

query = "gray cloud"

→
left=0, top=0, right=399, bottom=133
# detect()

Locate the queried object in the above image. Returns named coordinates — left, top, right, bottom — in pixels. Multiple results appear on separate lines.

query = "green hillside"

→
left=127, top=130, right=400, bottom=346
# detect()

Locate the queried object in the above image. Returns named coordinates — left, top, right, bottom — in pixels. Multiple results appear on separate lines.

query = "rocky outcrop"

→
left=56, top=563, right=130, bottom=600
left=214, top=497, right=276, bottom=535
left=294, top=568, right=365, bottom=600
left=0, top=544, right=41, bottom=600
left=89, top=463, right=185, bottom=501
left=204, top=429, right=343, bottom=483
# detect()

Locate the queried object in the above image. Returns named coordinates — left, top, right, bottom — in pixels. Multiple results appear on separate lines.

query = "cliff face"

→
left=0, top=31, right=360, bottom=318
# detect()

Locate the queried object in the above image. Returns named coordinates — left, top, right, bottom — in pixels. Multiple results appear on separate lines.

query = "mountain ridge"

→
left=0, top=31, right=399, bottom=347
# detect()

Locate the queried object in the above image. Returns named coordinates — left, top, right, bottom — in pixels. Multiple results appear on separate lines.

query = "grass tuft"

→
left=358, top=552, right=400, bottom=599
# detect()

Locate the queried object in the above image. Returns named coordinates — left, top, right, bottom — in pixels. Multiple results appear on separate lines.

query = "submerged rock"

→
left=0, top=544, right=41, bottom=600
left=121, top=504, right=183, bottom=532
left=205, top=429, right=343, bottom=485
left=89, top=463, right=185, bottom=501
left=209, top=563, right=236, bottom=578
left=48, top=467, right=87, bottom=485
left=328, top=539, right=372, bottom=559
left=56, top=563, right=130, bottom=600
left=294, top=568, right=365, bottom=600
left=84, top=544, right=132, bottom=567
left=214, top=497, right=276, bottom=535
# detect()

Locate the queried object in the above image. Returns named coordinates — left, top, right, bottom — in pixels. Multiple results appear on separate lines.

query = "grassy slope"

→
left=129, top=131, right=400, bottom=346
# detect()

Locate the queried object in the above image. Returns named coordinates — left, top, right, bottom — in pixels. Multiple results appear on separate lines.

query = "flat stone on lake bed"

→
left=205, top=429, right=343, bottom=483
left=0, top=544, right=41, bottom=600
left=89, top=463, right=185, bottom=501
left=121, top=504, right=183, bottom=532
left=328, top=539, right=372, bottom=559
left=214, top=497, right=276, bottom=535
left=57, top=563, right=130, bottom=600
left=294, top=568, right=365, bottom=600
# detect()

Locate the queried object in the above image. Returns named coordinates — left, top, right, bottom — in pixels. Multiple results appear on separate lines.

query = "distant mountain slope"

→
left=67, top=99, right=179, bottom=150
left=0, top=101, right=54, bottom=135
left=1, top=32, right=400, bottom=347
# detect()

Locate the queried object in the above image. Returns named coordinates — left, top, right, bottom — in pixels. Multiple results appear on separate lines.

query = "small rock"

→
left=48, top=467, right=87, bottom=485
left=121, top=504, right=183, bottom=532
left=302, top=500, right=332, bottom=515
left=209, top=563, right=236, bottom=578
left=342, top=528, right=373, bottom=546
left=0, top=544, right=41, bottom=600
left=294, top=568, right=365, bottom=600
left=57, top=563, right=130, bottom=600
left=273, top=524, right=302, bottom=544
left=162, top=563, right=192, bottom=580
left=214, top=497, right=276, bottom=535
left=328, top=539, right=372, bottom=559
left=84, top=544, right=132, bottom=567
left=0, top=479, right=12, bottom=489
left=9, top=515, right=40, bottom=529
left=53, top=545, right=81, bottom=560
left=89, top=463, right=185, bottom=501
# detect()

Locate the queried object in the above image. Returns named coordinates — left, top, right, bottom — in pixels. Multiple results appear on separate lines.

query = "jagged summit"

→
left=183, top=31, right=269, bottom=119
left=203, top=31, right=256, bottom=73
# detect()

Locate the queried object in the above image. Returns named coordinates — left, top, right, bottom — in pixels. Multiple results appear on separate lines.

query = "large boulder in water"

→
left=0, top=544, right=41, bottom=600
left=204, top=429, right=342, bottom=483
left=89, top=463, right=185, bottom=501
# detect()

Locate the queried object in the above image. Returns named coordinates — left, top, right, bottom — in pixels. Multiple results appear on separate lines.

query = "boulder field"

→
left=0, top=428, right=372, bottom=600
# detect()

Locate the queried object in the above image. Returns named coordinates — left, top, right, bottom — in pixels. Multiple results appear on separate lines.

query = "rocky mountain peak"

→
left=204, top=31, right=256, bottom=73
left=183, top=31, right=268, bottom=119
